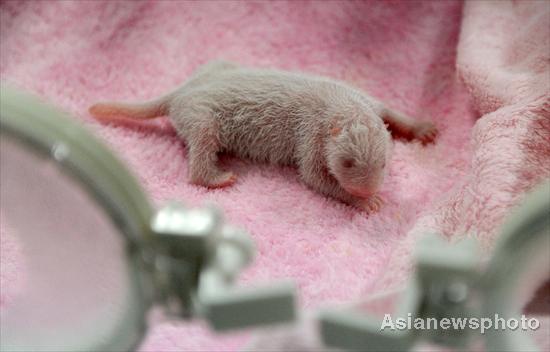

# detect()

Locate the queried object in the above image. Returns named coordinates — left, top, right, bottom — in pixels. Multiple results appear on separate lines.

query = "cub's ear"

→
left=329, top=120, right=342, bottom=137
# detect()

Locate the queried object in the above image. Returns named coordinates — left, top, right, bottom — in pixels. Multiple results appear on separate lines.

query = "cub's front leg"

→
left=375, top=104, right=438, bottom=144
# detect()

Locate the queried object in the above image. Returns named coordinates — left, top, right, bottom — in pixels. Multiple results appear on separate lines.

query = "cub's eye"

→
left=382, top=161, right=386, bottom=168
left=342, top=159, right=355, bottom=168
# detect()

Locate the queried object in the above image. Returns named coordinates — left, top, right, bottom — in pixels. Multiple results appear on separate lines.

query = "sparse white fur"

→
left=89, top=61, right=437, bottom=212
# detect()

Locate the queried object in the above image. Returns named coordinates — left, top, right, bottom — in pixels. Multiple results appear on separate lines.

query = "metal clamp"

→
left=150, top=203, right=297, bottom=331
left=320, top=180, right=549, bottom=351
left=320, top=235, right=480, bottom=351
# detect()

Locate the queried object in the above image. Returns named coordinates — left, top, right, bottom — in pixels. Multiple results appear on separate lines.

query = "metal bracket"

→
left=320, top=180, right=550, bottom=351
left=320, top=235, right=481, bottom=351
left=149, top=203, right=296, bottom=331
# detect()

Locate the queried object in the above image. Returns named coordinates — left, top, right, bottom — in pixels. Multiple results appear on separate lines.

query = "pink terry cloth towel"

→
left=0, top=1, right=548, bottom=351
left=247, top=1, right=550, bottom=351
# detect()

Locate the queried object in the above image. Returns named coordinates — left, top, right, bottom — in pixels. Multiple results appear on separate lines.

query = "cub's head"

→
left=325, top=116, right=391, bottom=198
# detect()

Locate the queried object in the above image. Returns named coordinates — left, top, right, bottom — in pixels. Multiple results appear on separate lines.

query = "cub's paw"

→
left=193, top=172, right=237, bottom=189
left=358, top=195, right=384, bottom=213
left=413, top=121, right=438, bottom=145
left=208, top=172, right=238, bottom=188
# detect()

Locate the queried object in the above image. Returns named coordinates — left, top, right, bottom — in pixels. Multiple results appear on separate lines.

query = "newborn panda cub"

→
left=89, top=61, right=438, bottom=212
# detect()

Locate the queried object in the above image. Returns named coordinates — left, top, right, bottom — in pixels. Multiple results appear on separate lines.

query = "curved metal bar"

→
left=0, top=85, right=155, bottom=351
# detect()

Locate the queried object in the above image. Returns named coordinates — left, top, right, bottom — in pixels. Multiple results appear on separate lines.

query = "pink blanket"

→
left=1, top=1, right=548, bottom=351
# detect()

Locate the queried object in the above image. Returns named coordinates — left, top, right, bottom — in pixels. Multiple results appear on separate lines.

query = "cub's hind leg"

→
left=178, top=113, right=236, bottom=188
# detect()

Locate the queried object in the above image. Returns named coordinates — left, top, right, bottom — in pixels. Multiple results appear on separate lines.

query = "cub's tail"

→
left=89, top=96, right=170, bottom=121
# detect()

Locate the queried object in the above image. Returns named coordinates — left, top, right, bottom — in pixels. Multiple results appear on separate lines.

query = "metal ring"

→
left=0, top=84, right=156, bottom=351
